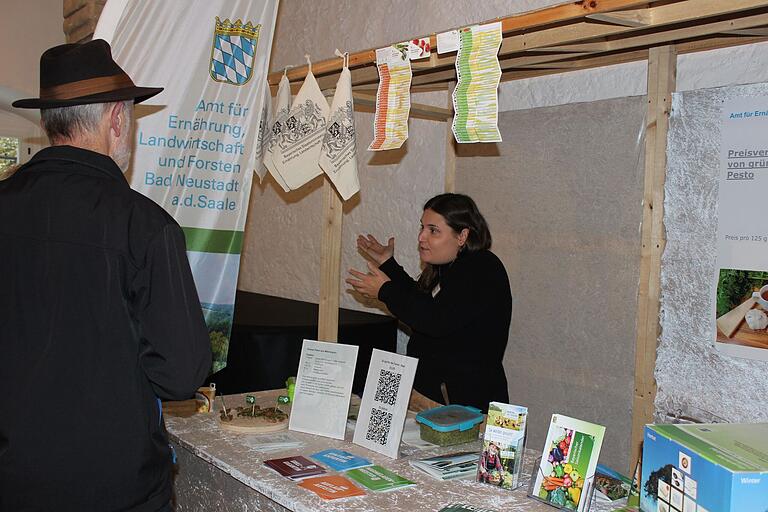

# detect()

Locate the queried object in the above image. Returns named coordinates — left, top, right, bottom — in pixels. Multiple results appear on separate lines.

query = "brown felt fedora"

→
left=13, top=39, right=163, bottom=109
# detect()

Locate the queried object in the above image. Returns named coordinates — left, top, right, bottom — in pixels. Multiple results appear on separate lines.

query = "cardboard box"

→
left=640, top=423, right=768, bottom=512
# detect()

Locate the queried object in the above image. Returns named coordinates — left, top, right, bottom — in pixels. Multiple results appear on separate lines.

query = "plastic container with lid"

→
left=415, top=405, right=484, bottom=446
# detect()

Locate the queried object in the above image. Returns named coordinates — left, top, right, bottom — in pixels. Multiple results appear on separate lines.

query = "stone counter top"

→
left=166, top=391, right=629, bottom=512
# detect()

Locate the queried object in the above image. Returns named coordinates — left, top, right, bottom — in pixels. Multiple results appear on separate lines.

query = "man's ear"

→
left=109, top=102, right=124, bottom=138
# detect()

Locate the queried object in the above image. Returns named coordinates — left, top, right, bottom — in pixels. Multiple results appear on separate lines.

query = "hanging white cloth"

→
left=318, top=50, right=360, bottom=201
left=264, top=70, right=292, bottom=191
left=274, top=55, right=329, bottom=190
left=253, top=77, right=272, bottom=181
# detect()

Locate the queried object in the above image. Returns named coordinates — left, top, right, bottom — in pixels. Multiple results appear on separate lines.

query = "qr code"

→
left=365, top=407, right=393, bottom=445
left=373, top=369, right=401, bottom=406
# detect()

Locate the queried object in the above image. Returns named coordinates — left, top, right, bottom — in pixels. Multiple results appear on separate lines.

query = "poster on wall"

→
left=94, top=0, right=279, bottom=372
left=714, top=96, right=768, bottom=361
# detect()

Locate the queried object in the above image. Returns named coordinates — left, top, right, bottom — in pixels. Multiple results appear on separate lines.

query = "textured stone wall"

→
left=658, top=83, right=768, bottom=424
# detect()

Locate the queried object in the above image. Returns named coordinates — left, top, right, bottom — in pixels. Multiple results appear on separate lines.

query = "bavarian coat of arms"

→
left=209, top=17, right=261, bottom=85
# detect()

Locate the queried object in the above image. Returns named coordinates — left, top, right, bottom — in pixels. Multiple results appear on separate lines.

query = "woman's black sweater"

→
left=378, top=249, right=512, bottom=412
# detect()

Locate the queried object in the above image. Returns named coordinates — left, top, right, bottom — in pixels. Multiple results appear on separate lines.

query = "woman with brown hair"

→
left=347, top=193, right=511, bottom=412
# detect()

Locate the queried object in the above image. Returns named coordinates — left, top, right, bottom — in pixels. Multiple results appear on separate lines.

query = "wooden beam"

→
left=494, top=34, right=767, bottom=82
left=631, top=44, right=676, bottom=475
left=274, top=1, right=768, bottom=93
left=586, top=10, right=651, bottom=27
left=722, top=27, right=768, bottom=36
left=503, top=0, right=768, bottom=53
left=267, top=0, right=660, bottom=85
left=352, top=92, right=452, bottom=121
left=318, top=180, right=344, bottom=342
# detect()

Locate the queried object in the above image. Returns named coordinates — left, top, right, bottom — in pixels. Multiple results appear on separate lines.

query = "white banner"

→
left=714, top=96, right=768, bottom=361
left=95, top=0, right=279, bottom=372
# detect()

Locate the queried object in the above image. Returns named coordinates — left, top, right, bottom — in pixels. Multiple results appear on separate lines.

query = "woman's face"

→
left=418, top=208, right=468, bottom=265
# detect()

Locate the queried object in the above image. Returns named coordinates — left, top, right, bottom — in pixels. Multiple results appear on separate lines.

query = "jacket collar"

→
left=25, top=145, right=128, bottom=185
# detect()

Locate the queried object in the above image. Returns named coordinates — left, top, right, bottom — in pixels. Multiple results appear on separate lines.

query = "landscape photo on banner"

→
left=94, top=0, right=280, bottom=371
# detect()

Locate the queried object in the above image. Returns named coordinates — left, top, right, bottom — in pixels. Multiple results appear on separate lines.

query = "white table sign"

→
left=289, top=340, right=358, bottom=439
left=353, top=349, right=418, bottom=458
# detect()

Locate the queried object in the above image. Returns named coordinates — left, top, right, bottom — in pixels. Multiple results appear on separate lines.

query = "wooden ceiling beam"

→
left=267, top=0, right=664, bottom=85
left=268, top=0, right=768, bottom=95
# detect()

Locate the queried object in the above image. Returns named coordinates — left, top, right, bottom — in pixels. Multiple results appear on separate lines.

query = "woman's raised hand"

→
left=346, top=262, right=391, bottom=299
left=356, top=234, right=394, bottom=265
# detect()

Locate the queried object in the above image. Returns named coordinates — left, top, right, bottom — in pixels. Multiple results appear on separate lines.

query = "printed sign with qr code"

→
left=353, top=349, right=418, bottom=458
left=366, top=407, right=393, bottom=445
left=374, top=369, right=402, bottom=406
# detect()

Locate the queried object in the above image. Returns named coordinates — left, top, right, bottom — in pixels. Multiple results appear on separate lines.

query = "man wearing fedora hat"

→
left=0, top=40, right=211, bottom=511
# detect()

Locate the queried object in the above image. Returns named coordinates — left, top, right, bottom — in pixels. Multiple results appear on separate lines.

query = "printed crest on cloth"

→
left=323, top=100, right=355, bottom=161
left=209, top=17, right=261, bottom=85
left=278, top=100, right=326, bottom=150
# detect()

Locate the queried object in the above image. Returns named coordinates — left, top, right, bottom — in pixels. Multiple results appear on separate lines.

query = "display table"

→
left=167, top=391, right=629, bottom=512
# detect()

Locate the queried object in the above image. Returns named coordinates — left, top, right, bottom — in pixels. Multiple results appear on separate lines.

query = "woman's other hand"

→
left=346, top=262, right=391, bottom=299
left=356, top=234, right=394, bottom=265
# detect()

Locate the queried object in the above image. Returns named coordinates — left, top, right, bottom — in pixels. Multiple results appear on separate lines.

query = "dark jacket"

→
left=0, top=146, right=212, bottom=512
left=378, top=249, right=511, bottom=412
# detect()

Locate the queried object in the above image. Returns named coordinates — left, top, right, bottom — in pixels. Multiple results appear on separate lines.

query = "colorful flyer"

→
left=368, top=48, right=412, bottom=151
left=345, top=465, right=415, bottom=492
left=263, top=455, right=326, bottom=480
left=452, top=22, right=502, bottom=143
left=400, top=38, right=431, bottom=60
left=714, top=96, right=768, bottom=361
left=298, top=475, right=366, bottom=500
left=477, top=402, right=528, bottom=490
left=410, top=451, right=477, bottom=481
left=352, top=349, right=418, bottom=458
left=532, top=414, right=605, bottom=512
left=310, top=449, right=372, bottom=472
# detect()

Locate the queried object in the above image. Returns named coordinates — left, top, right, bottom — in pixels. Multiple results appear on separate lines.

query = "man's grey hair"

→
left=41, top=101, right=129, bottom=142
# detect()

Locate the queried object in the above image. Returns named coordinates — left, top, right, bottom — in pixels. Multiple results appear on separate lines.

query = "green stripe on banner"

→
left=182, top=227, right=243, bottom=254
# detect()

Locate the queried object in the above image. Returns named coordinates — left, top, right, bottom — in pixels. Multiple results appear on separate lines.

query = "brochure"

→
left=310, top=449, right=372, bottom=472
left=243, top=432, right=303, bottom=454
left=477, top=402, right=528, bottom=490
left=594, top=463, right=632, bottom=501
left=532, top=414, right=606, bottom=512
left=409, top=451, right=477, bottom=481
left=297, top=474, right=366, bottom=500
left=263, top=455, right=326, bottom=481
left=352, top=349, right=418, bottom=458
left=438, top=505, right=497, bottom=512
left=289, top=339, right=359, bottom=440
left=345, top=465, right=415, bottom=492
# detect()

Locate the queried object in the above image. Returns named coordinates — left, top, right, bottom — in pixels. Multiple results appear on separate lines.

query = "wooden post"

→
left=318, top=180, right=343, bottom=342
left=631, top=44, right=676, bottom=473
left=64, top=0, right=104, bottom=43
left=445, top=81, right=456, bottom=193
